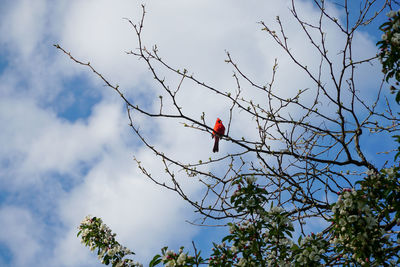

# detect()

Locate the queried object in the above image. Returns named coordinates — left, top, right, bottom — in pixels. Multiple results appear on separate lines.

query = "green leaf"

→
left=222, top=235, right=233, bottom=242
left=149, top=254, right=162, bottom=267
left=395, top=151, right=400, bottom=161
left=286, top=231, right=293, bottom=238
left=396, top=91, right=400, bottom=104
left=379, top=21, right=392, bottom=29
left=161, top=246, right=168, bottom=254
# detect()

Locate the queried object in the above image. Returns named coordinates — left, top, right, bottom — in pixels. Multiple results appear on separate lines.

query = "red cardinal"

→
left=212, top=118, right=225, bottom=153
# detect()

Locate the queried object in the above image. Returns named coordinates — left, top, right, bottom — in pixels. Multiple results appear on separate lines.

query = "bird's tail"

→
left=213, top=137, right=219, bottom=153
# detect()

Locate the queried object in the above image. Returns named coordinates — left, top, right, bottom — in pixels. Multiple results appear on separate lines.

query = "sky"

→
left=0, top=0, right=396, bottom=266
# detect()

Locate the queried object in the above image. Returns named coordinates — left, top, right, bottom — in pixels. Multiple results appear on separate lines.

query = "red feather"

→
left=212, top=118, right=225, bottom=152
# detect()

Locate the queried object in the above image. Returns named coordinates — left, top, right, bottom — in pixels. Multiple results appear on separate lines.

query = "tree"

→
left=57, top=0, right=400, bottom=266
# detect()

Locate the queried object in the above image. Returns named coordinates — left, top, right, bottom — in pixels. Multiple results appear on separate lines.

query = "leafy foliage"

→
left=378, top=9, right=400, bottom=103
left=78, top=167, right=400, bottom=266
left=78, top=216, right=140, bottom=267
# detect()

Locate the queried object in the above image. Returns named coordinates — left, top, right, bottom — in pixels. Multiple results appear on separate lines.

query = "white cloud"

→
left=0, top=0, right=47, bottom=57
left=0, top=95, right=125, bottom=185
left=0, top=206, right=42, bottom=267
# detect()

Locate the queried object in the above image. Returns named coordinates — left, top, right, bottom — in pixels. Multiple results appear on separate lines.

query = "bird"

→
left=212, top=118, right=225, bottom=153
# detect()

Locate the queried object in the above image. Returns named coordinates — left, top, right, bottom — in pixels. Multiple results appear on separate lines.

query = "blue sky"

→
left=0, top=0, right=396, bottom=266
